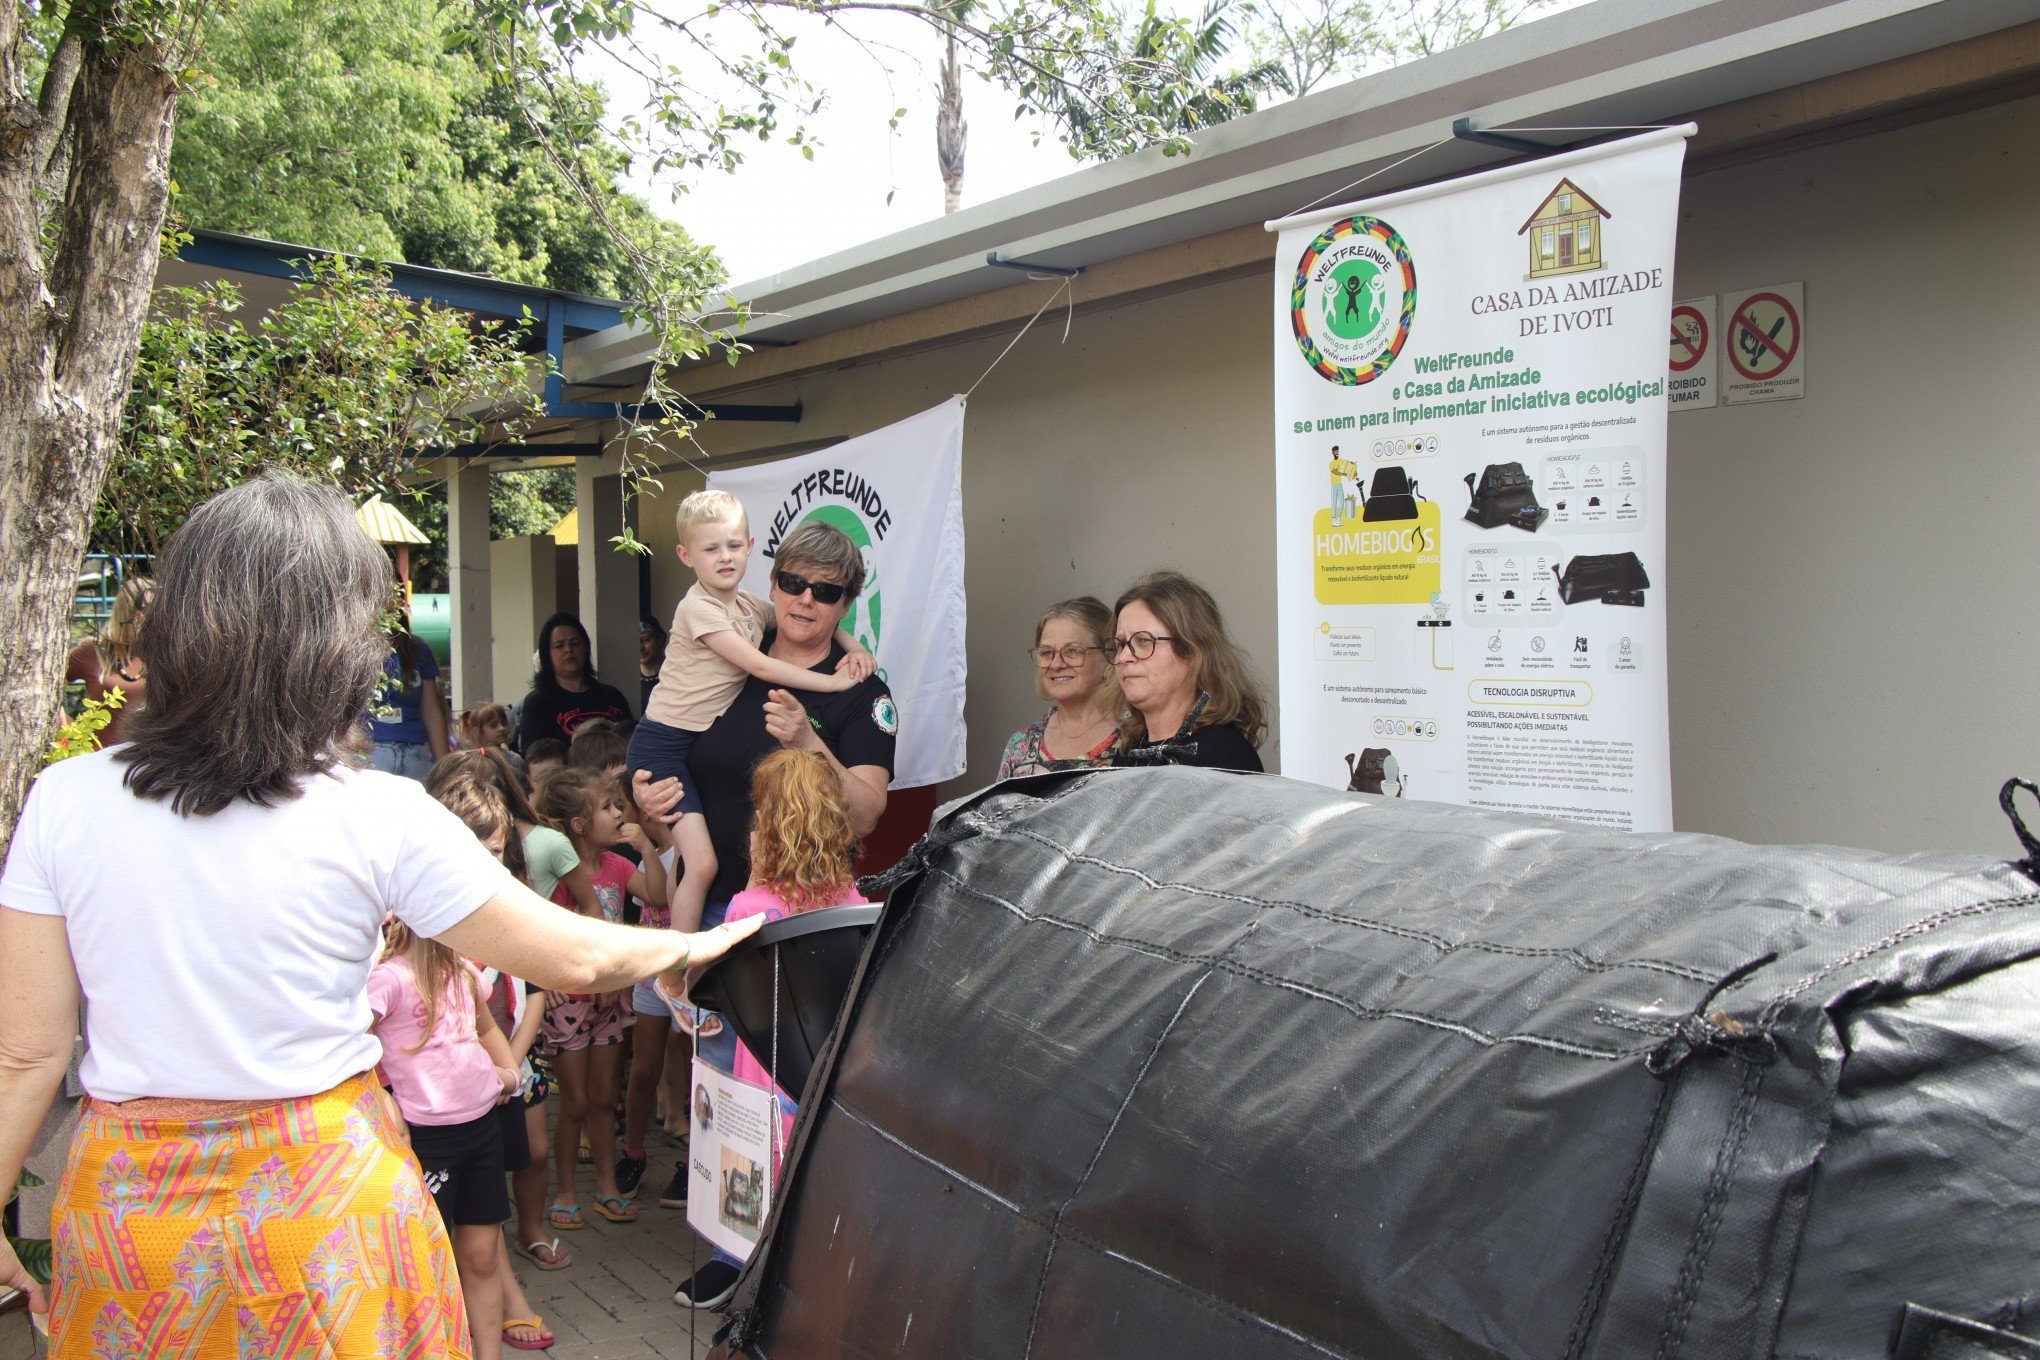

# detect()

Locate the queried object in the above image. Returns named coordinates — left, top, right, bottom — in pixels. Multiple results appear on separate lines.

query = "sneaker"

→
left=615, top=1151, right=648, bottom=1198
left=673, top=1259, right=741, bottom=1310
left=658, top=1164, right=690, bottom=1209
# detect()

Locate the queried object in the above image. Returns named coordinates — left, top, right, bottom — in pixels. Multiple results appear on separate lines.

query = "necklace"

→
left=1048, top=708, right=1114, bottom=753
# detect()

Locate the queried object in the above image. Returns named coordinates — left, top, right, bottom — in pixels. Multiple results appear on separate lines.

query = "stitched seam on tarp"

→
left=1053, top=1224, right=1360, bottom=1360
left=830, top=1097, right=1040, bottom=1220
left=997, top=823, right=1718, bottom=982
left=927, top=865, right=1651, bottom=1061
left=1021, top=971, right=1216, bottom=1360
left=1562, top=1073, right=1678, bottom=1360
left=1651, top=1057, right=1766, bottom=1360
left=1756, top=889, right=2040, bottom=1023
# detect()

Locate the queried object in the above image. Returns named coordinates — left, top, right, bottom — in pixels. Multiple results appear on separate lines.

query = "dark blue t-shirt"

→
left=369, top=639, right=440, bottom=745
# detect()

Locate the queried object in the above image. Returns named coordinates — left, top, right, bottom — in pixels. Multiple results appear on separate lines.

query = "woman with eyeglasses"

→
left=996, top=596, right=1121, bottom=780
left=1111, top=570, right=1267, bottom=773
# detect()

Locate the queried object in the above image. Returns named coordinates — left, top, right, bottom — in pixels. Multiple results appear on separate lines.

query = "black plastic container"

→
left=689, top=904, right=883, bottom=1099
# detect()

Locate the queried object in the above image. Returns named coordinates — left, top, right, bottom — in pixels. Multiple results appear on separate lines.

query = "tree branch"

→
left=32, top=32, right=83, bottom=178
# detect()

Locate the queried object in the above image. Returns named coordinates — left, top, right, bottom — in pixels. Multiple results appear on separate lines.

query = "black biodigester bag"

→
left=1361, top=465, right=1423, bottom=522
left=1464, top=461, right=1548, bottom=530
left=717, top=768, right=2040, bottom=1360
left=1556, top=550, right=1650, bottom=605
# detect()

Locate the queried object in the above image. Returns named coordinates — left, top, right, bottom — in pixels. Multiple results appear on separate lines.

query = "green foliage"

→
left=7, top=1164, right=51, bottom=1286
left=97, top=255, right=543, bottom=555
left=42, top=692, right=122, bottom=767
left=1244, top=0, right=1561, bottom=98
left=170, top=0, right=712, bottom=296
left=1047, top=0, right=1283, bottom=154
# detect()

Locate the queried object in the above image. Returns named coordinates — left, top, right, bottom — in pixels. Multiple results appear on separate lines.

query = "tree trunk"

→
left=937, top=30, right=966, bottom=214
left=0, top=17, right=181, bottom=860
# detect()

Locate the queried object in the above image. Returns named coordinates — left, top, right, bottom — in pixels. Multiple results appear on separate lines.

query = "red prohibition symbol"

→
left=1668, top=305, right=1708, bottom=373
left=1727, top=292, right=1800, bottom=381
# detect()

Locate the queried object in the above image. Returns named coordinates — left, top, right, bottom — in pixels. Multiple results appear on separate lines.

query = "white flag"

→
left=709, top=398, right=967, bottom=788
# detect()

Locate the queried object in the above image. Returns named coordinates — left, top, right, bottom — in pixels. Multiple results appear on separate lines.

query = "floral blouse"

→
left=996, top=709, right=1119, bottom=780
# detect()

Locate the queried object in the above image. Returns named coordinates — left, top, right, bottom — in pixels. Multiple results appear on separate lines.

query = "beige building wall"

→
left=489, top=536, right=559, bottom=708
left=626, top=93, right=2038, bottom=857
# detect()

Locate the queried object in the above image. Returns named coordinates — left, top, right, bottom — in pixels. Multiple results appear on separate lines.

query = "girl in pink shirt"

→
left=369, top=918, right=521, bottom=1359
left=531, top=767, right=667, bottom=1228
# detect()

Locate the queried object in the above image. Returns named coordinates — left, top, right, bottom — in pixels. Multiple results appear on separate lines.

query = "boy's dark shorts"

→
left=626, top=717, right=704, bottom=817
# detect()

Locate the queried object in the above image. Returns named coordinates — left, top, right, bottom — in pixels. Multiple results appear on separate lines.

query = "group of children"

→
left=363, top=488, right=875, bottom=1352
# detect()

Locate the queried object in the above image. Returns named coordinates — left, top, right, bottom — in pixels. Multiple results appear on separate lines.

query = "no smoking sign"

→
left=1668, top=297, right=1715, bottom=411
left=1721, top=282, right=1805, bottom=405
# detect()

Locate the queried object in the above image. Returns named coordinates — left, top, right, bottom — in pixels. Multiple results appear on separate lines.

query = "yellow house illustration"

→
left=1518, top=178, right=1610, bottom=279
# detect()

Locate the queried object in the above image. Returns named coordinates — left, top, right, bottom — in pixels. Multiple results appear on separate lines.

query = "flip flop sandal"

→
left=592, top=1194, right=638, bottom=1224
left=513, top=1237, right=573, bottom=1271
left=503, top=1315, right=555, bottom=1351
left=546, top=1203, right=584, bottom=1230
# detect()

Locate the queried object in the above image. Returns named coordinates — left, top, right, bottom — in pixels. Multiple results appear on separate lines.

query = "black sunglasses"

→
left=774, top=569, right=848, bottom=606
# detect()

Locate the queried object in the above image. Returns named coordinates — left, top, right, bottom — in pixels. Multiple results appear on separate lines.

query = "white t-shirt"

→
left=0, top=749, right=511, bottom=1102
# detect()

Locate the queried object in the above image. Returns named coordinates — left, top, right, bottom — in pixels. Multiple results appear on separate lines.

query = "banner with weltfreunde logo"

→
left=1268, top=129, right=1688, bottom=831
left=710, top=397, right=967, bottom=789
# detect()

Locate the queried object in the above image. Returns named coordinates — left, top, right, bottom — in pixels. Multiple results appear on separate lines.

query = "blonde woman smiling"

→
left=997, top=597, right=1121, bottom=780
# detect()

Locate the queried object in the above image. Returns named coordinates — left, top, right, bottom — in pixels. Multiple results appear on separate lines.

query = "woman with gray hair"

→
left=0, top=473, right=760, bottom=1354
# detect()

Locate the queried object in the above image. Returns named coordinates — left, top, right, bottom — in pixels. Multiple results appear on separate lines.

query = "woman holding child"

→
left=0, top=474, right=760, bottom=1355
left=655, top=512, right=897, bottom=1310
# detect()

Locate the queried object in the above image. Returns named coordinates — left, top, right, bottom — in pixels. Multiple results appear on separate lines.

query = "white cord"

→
left=961, top=274, right=1076, bottom=401
left=1282, top=134, right=1455, bottom=221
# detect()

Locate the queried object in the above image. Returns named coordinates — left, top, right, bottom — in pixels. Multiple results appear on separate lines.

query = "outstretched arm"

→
left=701, top=628, right=855, bottom=692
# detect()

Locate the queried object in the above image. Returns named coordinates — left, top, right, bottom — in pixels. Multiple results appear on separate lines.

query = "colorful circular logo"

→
left=798, top=504, right=882, bottom=653
left=1291, top=216, right=1416, bottom=385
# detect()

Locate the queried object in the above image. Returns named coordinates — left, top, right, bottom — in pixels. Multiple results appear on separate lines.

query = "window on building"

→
left=1559, top=193, right=1573, bottom=212
left=1579, top=221, right=1593, bottom=252
left=1542, top=228, right=1555, bottom=255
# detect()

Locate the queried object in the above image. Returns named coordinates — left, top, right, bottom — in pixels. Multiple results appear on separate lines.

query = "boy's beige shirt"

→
left=645, top=583, right=772, bottom=731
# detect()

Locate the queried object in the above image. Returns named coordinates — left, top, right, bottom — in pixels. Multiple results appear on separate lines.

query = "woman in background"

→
left=997, top=596, right=1120, bottom=779
left=1111, top=570, right=1266, bottom=773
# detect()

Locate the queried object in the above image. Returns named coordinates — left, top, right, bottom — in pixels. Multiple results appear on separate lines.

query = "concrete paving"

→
left=508, top=1145, right=732, bottom=1359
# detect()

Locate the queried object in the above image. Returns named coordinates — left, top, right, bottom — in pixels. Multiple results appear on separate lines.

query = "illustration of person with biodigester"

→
left=1329, top=445, right=1359, bottom=526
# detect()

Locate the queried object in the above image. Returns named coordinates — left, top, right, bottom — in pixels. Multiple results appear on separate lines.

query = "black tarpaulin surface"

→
left=717, top=768, right=2040, bottom=1360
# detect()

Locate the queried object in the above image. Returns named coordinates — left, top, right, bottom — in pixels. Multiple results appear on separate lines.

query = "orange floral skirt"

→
left=46, top=1070, right=470, bottom=1359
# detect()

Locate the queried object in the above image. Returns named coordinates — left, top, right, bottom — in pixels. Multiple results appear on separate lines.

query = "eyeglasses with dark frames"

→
left=1027, top=643, right=1104, bottom=667
left=773, top=570, right=848, bottom=606
left=1111, top=632, right=1177, bottom=661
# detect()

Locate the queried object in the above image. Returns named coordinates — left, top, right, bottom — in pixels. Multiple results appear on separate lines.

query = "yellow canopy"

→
left=357, top=494, right=429, bottom=545
left=546, top=506, right=579, bottom=546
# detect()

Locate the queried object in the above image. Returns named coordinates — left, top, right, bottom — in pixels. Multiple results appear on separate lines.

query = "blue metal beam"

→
left=176, top=233, right=625, bottom=334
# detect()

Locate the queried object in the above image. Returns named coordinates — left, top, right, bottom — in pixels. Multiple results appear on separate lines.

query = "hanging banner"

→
left=709, top=397, right=967, bottom=788
left=1269, top=128, right=1688, bottom=831
left=687, top=1057, right=778, bottom=1260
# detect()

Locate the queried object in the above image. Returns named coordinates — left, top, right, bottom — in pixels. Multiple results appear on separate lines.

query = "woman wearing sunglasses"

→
left=1111, top=570, right=1267, bottom=773
left=663, top=518, right=897, bottom=1309
left=996, top=596, right=1121, bottom=780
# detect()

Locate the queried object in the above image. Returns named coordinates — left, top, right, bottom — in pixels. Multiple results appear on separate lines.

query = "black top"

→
left=516, top=680, right=635, bottom=751
left=688, top=632, right=897, bottom=906
left=640, top=672, right=660, bottom=712
left=1120, top=722, right=1264, bottom=773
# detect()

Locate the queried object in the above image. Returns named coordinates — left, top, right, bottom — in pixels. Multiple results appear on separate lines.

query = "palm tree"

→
left=931, top=0, right=971, bottom=212
left=1059, top=0, right=1283, bottom=155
